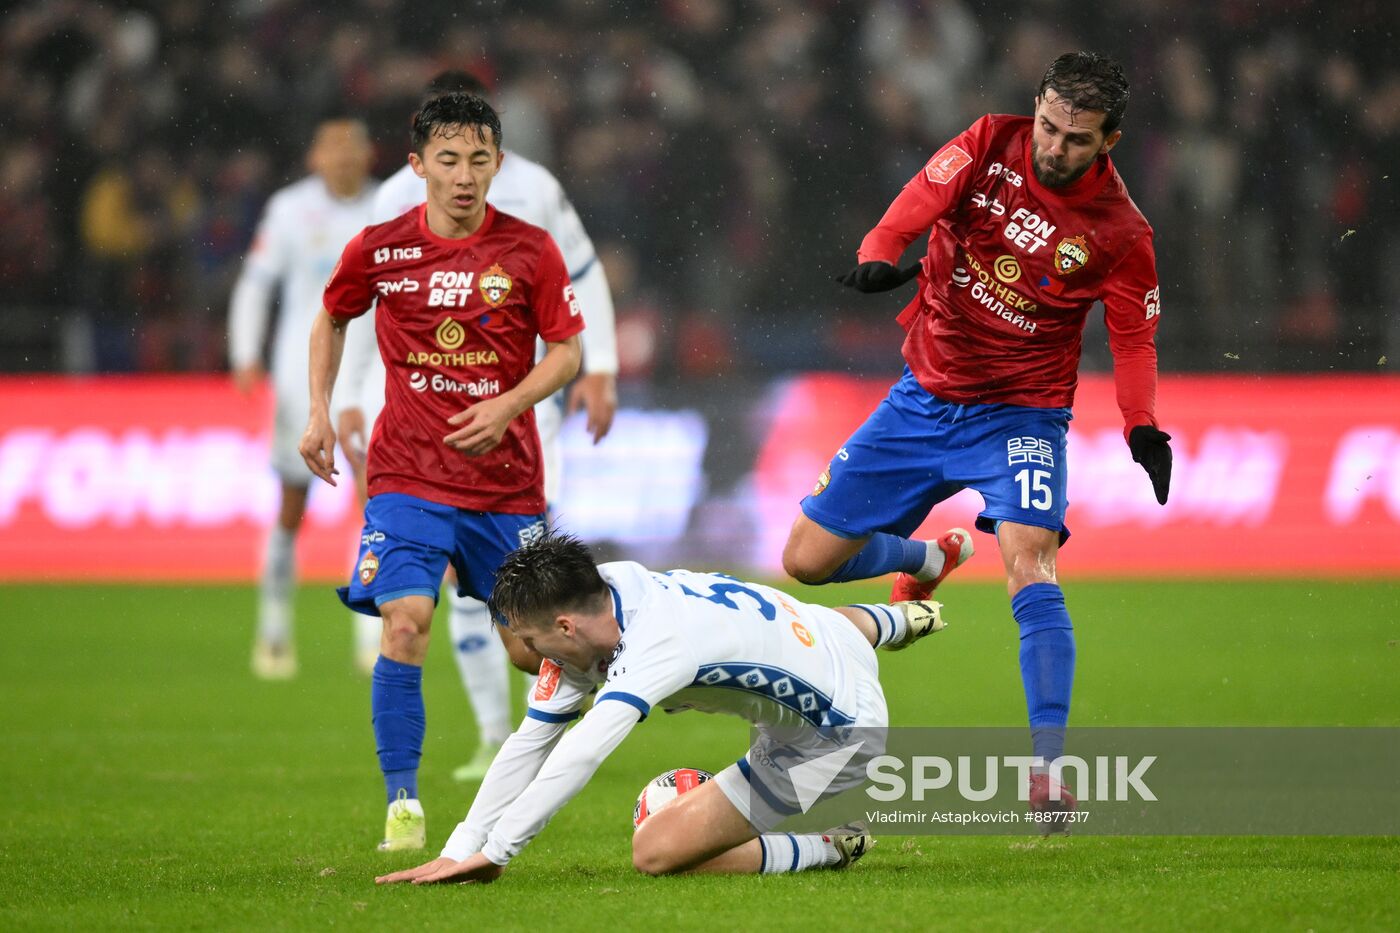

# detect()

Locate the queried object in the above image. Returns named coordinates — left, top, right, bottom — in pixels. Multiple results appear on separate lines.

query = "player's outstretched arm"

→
left=298, top=309, right=349, bottom=485
left=835, top=260, right=922, bottom=293
left=444, top=336, right=582, bottom=456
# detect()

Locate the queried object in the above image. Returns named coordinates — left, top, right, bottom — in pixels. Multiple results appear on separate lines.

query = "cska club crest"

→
left=358, top=550, right=380, bottom=586
left=1055, top=235, right=1090, bottom=275
left=478, top=263, right=513, bottom=308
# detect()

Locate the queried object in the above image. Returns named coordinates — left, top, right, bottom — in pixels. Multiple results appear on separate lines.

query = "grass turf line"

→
left=1, top=580, right=1397, bottom=930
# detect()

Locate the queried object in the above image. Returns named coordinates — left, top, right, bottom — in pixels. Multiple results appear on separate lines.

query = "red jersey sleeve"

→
left=1101, top=232, right=1162, bottom=440
left=322, top=229, right=374, bottom=319
left=858, top=115, right=993, bottom=264
left=530, top=234, right=586, bottom=343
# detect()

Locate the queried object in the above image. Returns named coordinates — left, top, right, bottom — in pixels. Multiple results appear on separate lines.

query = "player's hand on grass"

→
left=232, top=364, right=264, bottom=396
left=568, top=372, right=617, bottom=444
left=375, top=857, right=458, bottom=885
left=1128, top=424, right=1173, bottom=505
left=445, top=396, right=518, bottom=456
left=835, top=260, right=921, bottom=293
left=337, top=407, right=368, bottom=474
left=298, top=414, right=339, bottom=486
left=376, top=853, right=505, bottom=886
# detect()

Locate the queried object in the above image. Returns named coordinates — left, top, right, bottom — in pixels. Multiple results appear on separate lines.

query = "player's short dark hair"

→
left=410, top=92, right=503, bottom=154
left=489, top=529, right=610, bottom=631
left=1038, top=52, right=1130, bottom=135
left=424, top=69, right=488, bottom=101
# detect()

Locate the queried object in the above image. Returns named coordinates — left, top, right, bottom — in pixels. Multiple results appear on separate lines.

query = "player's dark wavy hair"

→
left=489, top=529, right=609, bottom=630
left=1038, top=52, right=1130, bottom=135
left=410, top=92, right=503, bottom=154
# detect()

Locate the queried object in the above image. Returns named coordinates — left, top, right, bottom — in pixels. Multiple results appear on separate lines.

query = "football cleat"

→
left=826, top=828, right=875, bottom=870
left=251, top=639, right=297, bottom=680
left=1027, top=772, right=1078, bottom=835
left=882, top=600, right=946, bottom=651
left=891, top=527, right=974, bottom=603
left=378, top=791, right=426, bottom=852
left=451, top=741, right=503, bottom=783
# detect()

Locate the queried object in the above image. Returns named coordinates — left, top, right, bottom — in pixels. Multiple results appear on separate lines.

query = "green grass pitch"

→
left=3, top=579, right=1398, bottom=930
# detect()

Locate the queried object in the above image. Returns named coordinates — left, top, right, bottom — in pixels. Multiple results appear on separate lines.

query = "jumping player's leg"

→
left=631, top=778, right=856, bottom=876
left=996, top=521, right=1072, bottom=765
left=781, top=369, right=971, bottom=589
left=252, top=480, right=308, bottom=678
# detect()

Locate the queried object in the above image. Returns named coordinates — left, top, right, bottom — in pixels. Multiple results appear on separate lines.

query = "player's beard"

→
left=1031, top=141, right=1095, bottom=188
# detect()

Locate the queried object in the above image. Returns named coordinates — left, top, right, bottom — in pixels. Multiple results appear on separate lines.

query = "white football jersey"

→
left=528, top=561, right=869, bottom=732
left=228, top=175, right=378, bottom=397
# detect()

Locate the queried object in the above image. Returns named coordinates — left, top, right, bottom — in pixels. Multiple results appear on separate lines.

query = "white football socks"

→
left=258, top=525, right=296, bottom=644
left=448, top=593, right=512, bottom=746
left=852, top=604, right=909, bottom=649
left=914, top=539, right=947, bottom=582
left=759, top=833, right=840, bottom=873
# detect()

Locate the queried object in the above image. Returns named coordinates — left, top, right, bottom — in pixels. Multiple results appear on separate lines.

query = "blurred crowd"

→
left=2, top=0, right=1396, bottom=376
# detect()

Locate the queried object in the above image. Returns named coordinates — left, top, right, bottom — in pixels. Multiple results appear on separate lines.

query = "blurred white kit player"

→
left=333, top=73, right=618, bottom=780
left=228, top=117, right=379, bottom=679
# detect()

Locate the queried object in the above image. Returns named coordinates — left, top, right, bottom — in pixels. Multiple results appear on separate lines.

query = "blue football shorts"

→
left=339, top=492, right=546, bottom=616
left=800, top=367, right=1072, bottom=543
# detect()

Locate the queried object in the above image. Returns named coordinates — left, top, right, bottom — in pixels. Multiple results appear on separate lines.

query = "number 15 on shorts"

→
left=1014, top=469, right=1053, bottom=510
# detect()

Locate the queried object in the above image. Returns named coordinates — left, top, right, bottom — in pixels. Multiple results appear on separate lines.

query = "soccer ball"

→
left=632, top=768, right=714, bottom=829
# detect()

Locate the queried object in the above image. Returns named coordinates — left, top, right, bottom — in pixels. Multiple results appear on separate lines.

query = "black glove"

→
left=835, top=261, right=921, bottom=293
left=1128, top=425, right=1173, bottom=505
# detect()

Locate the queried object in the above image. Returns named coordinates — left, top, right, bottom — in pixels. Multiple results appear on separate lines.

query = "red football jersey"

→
left=858, top=114, right=1161, bottom=436
left=323, top=204, right=584, bottom=513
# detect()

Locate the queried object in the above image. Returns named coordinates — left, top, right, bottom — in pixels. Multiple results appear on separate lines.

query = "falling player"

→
left=228, top=115, right=377, bottom=679
left=376, top=531, right=951, bottom=886
left=781, top=52, right=1173, bottom=824
left=298, top=93, right=584, bottom=851
left=334, top=70, right=619, bottom=782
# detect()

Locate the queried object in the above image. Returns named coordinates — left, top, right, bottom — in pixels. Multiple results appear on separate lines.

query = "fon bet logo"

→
left=479, top=263, right=513, bottom=308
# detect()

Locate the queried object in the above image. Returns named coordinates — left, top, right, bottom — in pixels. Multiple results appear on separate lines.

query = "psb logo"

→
left=1054, top=235, right=1090, bottom=275
left=408, top=371, right=428, bottom=392
left=993, top=255, right=1022, bottom=284
left=479, top=263, right=513, bottom=308
left=435, top=316, right=466, bottom=350
left=791, top=621, right=815, bottom=647
left=373, top=246, right=422, bottom=264
left=358, top=550, right=380, bottom=586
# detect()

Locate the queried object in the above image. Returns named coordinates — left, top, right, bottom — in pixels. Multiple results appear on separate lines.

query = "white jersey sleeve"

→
left=478, top=700, right=641, bottom=865
left=535, top=168, right=618, bottom=375
left=227, top=193, right=292, bottom=369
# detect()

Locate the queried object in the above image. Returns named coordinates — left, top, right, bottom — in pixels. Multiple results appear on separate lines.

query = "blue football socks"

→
left=371, top=655, right=425, bottom=803
left=1011, top=583, right=1075, bottom=764
left=826, top=534, right=927, bottom=583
